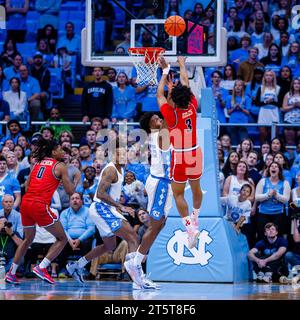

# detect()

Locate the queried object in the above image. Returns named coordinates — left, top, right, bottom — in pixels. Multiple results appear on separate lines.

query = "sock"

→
left=191, top=208, right=200, bottom=219
left=10, top=263, right=19, bottom=275
left=39, top=257, right=51, bottom=269
left=77, top=256, right=89, bottom=269
left=133, top=251, right=145, bottom=266
left=125, top=252, right=136, bottom=261
left=182, top=216, right=192, bottom=229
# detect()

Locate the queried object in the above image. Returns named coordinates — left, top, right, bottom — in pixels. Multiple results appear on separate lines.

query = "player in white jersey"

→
left=66, top=141, right=144, bottom=287
left=125, top=112, right=173, bottom=290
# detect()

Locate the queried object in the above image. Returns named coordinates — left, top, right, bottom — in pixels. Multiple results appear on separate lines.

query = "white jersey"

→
left=149, top=131, right=171, bottom=179
left=221, top=195, right=252, bottom=224
left=93, top=162, right=124, bottom=204
left=229, top=175, right=248, bottom=196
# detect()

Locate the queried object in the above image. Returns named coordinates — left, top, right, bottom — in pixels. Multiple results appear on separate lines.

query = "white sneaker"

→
left=187, top=227, right=200, bottom=249
left=132, top=275, right=160, bottom=290
left=66, top=262, right=85, bottom=284
left=124, top=259, right=144, bottom=287
left=257, top=271, right=265, bottom=281
left=279, top=276, right=292, bottom=284
left=262, top=272, right=272, bottom=283
left=292, top=275, right=300, bottom=284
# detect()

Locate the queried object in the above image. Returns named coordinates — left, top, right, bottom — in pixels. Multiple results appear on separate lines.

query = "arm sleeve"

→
left=275, top=181, right=291, bottom=204
left=160, top=103, right=177, bottom=128
left=12, top=178, right=21, bottom=193
left=255, top=178, right=269, bottom=202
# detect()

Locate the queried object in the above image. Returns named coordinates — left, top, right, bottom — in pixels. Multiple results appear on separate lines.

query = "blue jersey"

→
left=76, top=182, right=98, bottom=207
left=0, top=174, right=21, bottom=209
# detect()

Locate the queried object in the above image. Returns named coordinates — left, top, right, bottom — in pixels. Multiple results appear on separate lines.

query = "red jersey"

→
left=23, top=157, right=60, bottom=205
left=160, top=95, right=198, bottom=151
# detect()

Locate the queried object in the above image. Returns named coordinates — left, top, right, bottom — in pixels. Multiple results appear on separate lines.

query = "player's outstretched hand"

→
left=158, top=56, right=169, bottom=69
left=177, top=56, right=186, bottom=65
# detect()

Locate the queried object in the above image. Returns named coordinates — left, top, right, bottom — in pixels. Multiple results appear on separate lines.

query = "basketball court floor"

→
left=1, top=279, right=300, bottom=300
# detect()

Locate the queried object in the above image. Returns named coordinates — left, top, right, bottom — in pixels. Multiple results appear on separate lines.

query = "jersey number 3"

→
left=185, top=118, right=192, bottom=131
left=37, top=167, right=46, bottom=179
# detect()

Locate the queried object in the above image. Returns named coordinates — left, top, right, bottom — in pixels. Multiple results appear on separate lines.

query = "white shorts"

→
left=89, top=202, right=126, bottom=238
left=145, top=175, right=173, bottom=220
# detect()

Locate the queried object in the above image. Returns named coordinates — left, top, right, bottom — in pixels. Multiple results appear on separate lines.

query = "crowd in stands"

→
left=0, top=0, right=300, bottom=282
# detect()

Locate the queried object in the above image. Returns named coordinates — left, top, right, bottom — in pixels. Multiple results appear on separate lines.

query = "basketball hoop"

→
left=128, top=47, right=165, bottom=86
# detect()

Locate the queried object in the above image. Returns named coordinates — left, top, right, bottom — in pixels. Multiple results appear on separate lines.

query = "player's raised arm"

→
left=157, top=56, right=170, bottom=108
left=177, top=56, right=190, bottom=87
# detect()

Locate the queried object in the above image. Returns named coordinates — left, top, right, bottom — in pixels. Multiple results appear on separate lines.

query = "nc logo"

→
left=167, top=229, right=213, bottom=266
left=152, top=210, right=160, bottom=218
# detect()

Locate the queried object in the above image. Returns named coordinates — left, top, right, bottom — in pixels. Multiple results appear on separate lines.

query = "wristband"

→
left=162, top=64, right=171, bottom=75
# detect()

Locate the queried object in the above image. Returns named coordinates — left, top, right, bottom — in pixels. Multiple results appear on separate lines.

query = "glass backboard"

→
left=82, top=0, right=227, bottom=66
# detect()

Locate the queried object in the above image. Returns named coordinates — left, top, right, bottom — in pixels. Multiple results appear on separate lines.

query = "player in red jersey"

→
left=5, top=138, right=75, bottom=285
left=157, top=56, right=203, bottom=249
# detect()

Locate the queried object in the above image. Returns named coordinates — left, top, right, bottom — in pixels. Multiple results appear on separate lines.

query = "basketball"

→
left=164, top=15, right=186, bottom=37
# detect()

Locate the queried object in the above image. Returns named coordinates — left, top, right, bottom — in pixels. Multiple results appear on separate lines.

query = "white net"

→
left=128, top=48, right=165, bottom=86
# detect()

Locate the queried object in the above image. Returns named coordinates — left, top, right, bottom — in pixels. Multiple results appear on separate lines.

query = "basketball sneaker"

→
left=256, top=271, right=265, bottom=281
left=187, top=227, right=200, bottom=249
left=124, top=259, right=144, bottom=288
left=291, top=275, right=300, bottom=285
left=66, top=262, right=85, bottom=284
left=279, top=276, right=292, bottom=284
left=33, top=265, right=55, bottom=284
left=262, top=272, right=272, bottom=283
left=5, top=271, right=20, bottom=285
left=132, top=273, right=160, bottom=290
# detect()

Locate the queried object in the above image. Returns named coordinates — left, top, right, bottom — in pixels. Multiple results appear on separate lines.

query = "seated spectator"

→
left=53, top=46, right=72, bottom=91
left=29, top=53, right=51, bottom=119
left=237, top=47, right=264, bottom=84
left=224, top=7, right=239, bottom=32
left=58, top=193, right=95, bottom=276
left=0, top=194, right=23, bottom=272
left=274, top=152, right=292, bottom=187
left=237, top=138, right=254, bottom=162
left=19, top=64, right=42, bottom=121
left=13, top=145, right=25, bottom=168
left=271, top=17, right=291, bottom=43
left=107, top=68, right=117, bottom=87
left=221, top=64, right=237, bottom=94
left=0, top=38, right=20, bottom=68
left=211, top=70, right=228, bottom=123
left=255, top=32, right=274, bottom=60
left=249, top=20, right=266, bottom=45
left=80, top=129, right=98, bottom=154
left=78, top=143, right=94, bottom=171
left=220, top=134, right=232, bottom=161
left=248, top=222, right=288, bottom=283
left=122, top=171, right=147, bottom=209
left=226, top=80, right=250, bottom=144
left=221, top=183, right=253, bottom=247
left=255, top=161, right=291, bottom=238
left=281, top=42, right=300, bottom=77
left=76, top=166, right=97, bottom=207
left=260, top=153, right=274, bottom=177
left=57, top=21, right=80, bottom=57
left=247, top=151, right=262, bottom=186
left=40, top=126, right=54, bottom=141
left=28, top=39, right=54, bottom=67
left=58, top=130, right=74, bottom=146
left=3, top=77, right=27, bottom=121
left=6, top=151, right=22, bottom=179
left=92, top=158, right=104, bottom=184
left=1, top=119, right=22, bottom=145
left=229, top=35, right=251, bottom=65
left=260, top=43, right=282, bottom=76
left=278, top=31, right=290, bottom=57
left=16, top=135, right=30, bottom=156
left=3, top=139, right=14, bottom=152
left=37, top=24, right=58, bottom=54
left=3, top=54, right=22, bottom=81
left=112, top=72, right=137, bottom=123
left=165, top=0, right=180, bottom=18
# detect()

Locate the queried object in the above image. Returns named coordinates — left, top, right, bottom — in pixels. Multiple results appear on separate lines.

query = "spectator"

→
left=115, top=27, right=133, bottom=54
left=19, top=64, right=42, bottom=121
left=3, top=54, right=22, bottom=81
left=220, top=134, right=232, bottom=161
left=41, top=107, right=72, bottom=139
left=3, top=77, right=27, bottom=121
left=80, top=130, right=98, bottom=154
left=273, top=152, right=292, bottom=187
left=248, top=222, right=288, bottom=283
left=107, top=68, right=117, bottom=87
left=28, top=39, right=54, bottom=67
left=260, top=43, right=282, bottom=76
left=226, top=80, right=250, bottom=144
left=29, top=52, right=51, bottom=118
left=211, top=70, right=228, bottom=123
left=0, top=194, right=23, bottom=272
left=247, top=151, right=262, bottom=186
left=5, top=0, right=29, bottom=43
left=224, top=7, right=239, bottom=32
left=259, top=141, right=271, bottom=163
left=81, top=67, right=113, bottom=124
left=0, top=94, right=10, bottom=129
left=255, top=32, right=274, bottom=60
left=35, top=0, right=62, bottom=29
left=237, top=138, right=254, bottom=162
left=278, top=31, right=290, bottom=57
left=165, top=0, right=180, bottom=18
left=135, top=208, right=150, bottom=244
left=0, top=156, right=21, bottom=209
left=90, top=117, right=103, bottom=134
left=13, top=144, right=25, bottom=167
left=37, top=24, right=58, bottom=54
left=92, top=158, right=104, bottom=184
left=282, top=78, right=300, bottom=146
left=17, top=154, right=34, bottom=196
left=3, top=138, right=14, bottom=151
left=78, top=143, right=94, bottom=171
left=6, top=151, right=22, bottom=178
left=271, top=17, right=291, bottom=43
left=237, top=47, right=264, bottom=83
left=76, top=166, right=97, bottom=207
left=57, top=21, right=80, bottom=57
left=112, top=72, right=137, bottom=123
left=223, top=160, right=255, bottom=200
left=53, top=46, right=72, bottom=91
left=57, top=147, right=81, bottom=211
left=255, top=161, right=291, bottom=238
left=125, top=146, right=149, bottom=184
left=230, top=36, right=251, bottom=65
left=58, top=130, right=73, bottom=146
left=221, top=183, right=253, bottom=247
left=222, top=150, right=240, bottom=179
left=227, top=18, right=249, bottom=43
left=277, top=66, right=293, bottom=103
left=281, top=42, right=300, bottom=77
left=58, top=192, right=95, bottom=276
left=0, top=38, right=20, bottom=68
left=70, top=157, right=82, bottom=171
left=260, top=153, right=274, bottom=177
left=40, top=126, right=54, bottom=141
left=0, top=65, right=9, bottom=95
left=1, top=119, right=22, bottom=145
left=255, top=70, right=282, bottom=143
left=221, top=64, right=237, bottom=94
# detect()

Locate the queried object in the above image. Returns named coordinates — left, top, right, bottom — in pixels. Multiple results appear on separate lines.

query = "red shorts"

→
left=20, top=198, right=58, bottom=228
left=170, top=147, right=203, bottom=183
